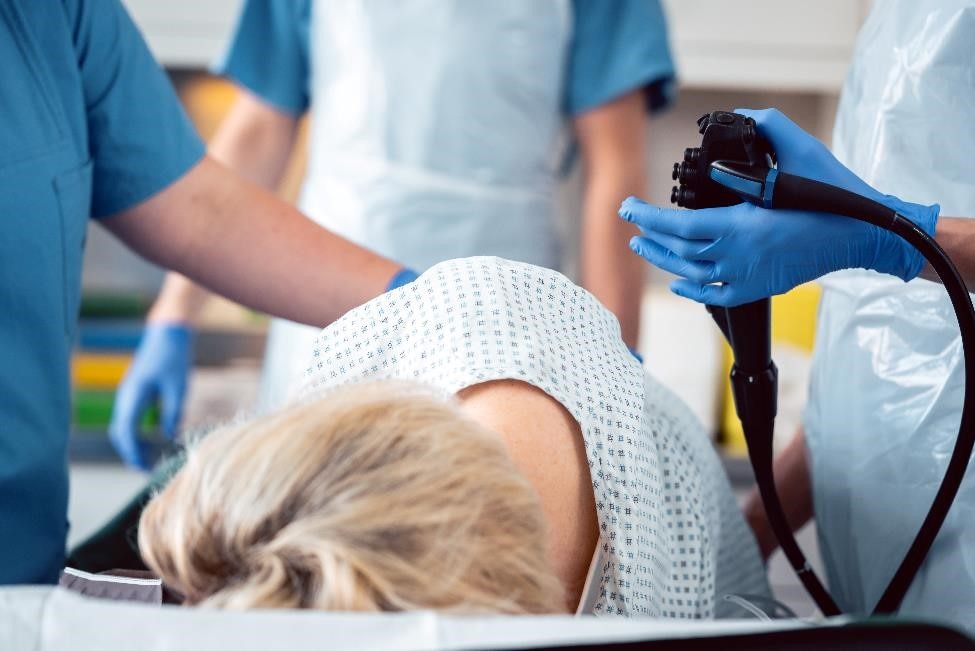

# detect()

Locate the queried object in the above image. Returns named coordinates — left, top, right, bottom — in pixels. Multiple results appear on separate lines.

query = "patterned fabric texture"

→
left=301, top=257, right=769, bottom=617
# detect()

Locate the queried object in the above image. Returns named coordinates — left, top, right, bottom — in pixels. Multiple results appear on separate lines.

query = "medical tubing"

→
left=772, top=172, right=975, bottom=614
left=715, top=257, right=841, bottom=613
left=733, top=363, right=842, bottom=616
left=875, top=215, right=975, bottom=613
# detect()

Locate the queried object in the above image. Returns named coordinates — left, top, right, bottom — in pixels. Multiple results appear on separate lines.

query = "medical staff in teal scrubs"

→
left=109, top=0, right=676, bottom=456
left=0, top=0, right=407, bottom=585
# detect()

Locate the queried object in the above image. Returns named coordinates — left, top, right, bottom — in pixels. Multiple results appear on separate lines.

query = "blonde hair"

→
left=139, top=381, right=564, bottom=614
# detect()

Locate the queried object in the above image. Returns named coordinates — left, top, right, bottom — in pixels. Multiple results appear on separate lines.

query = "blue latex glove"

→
left=386, top=267, right=419, bottom=291
left=108, top=323, right=193, bottom=470
left=620, top=108, right=939, bottom=307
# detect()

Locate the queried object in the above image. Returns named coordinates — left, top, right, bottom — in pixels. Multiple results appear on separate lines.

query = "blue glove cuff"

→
left=386, top=268, right=420, bottom=291
left=879, top=196, right=940, bottom=282
left=885, top=196, right=940, bottom=236
left=144, top=322, right=195, bottom=347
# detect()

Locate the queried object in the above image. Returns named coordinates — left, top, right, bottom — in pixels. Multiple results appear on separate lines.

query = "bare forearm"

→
left=575, top=90, right=650, bottom=348
left=105, top=157, right=399, bottom=327
left=147, top=274, right=212, bottom=325
left=742, top=426, right=814, bottom=560
left=208, top=90, right=299, bottom=187
left=581, top=180, right=646, bottom=348
left=919, top=217, right=975, bottom=285
left=149, top=93, right=302, bottom=324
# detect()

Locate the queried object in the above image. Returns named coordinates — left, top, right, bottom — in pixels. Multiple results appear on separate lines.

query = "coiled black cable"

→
left=770, top=172, right=975, bottom=614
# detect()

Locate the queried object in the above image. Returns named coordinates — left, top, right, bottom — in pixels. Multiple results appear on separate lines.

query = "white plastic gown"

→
left=804, top=0, right=975, bottom=630
left=258, top=1, right=571, bottom=409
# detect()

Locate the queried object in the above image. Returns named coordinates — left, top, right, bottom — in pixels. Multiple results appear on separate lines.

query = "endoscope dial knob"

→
left=676, top=161, right=698, bottom=184
left=671, top=186, right=697, bottom=208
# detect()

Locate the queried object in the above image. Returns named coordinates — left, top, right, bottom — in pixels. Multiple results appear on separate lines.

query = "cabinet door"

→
left=121, top=0, right=243, bottom=67
left=661, top=0, right=872, bottom=92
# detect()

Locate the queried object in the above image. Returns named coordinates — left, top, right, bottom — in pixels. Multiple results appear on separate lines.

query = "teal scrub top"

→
left=0, top=0, right=204, bottom=584
left=219, top=0, right=675, bottom=120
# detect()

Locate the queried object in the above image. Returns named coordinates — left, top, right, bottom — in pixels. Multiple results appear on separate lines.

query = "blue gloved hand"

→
left=620, top=108, right=939, bottom=307
left=386, top=267, right=419, bottom=291
left=108, top=323, right=193, bottom=470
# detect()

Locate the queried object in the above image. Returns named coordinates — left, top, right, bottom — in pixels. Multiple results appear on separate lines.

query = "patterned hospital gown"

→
left=301, top=257, right=770, bottom=618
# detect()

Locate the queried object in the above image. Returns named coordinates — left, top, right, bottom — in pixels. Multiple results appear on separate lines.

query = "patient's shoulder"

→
left=457, top=379, right=598, bottom=612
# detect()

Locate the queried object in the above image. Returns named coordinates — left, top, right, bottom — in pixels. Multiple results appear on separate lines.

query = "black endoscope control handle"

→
left=719, top=300, right=771, bottom=374
left=708, top=300, right=777, bottom=439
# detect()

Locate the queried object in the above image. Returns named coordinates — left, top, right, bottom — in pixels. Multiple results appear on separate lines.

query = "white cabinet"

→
left=661, top=0, right=872, bottom=92
left=121, top=0, right=242, bottom=67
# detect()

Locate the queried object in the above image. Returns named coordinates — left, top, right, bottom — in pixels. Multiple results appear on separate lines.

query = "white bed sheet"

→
left=0, top=587, right=828, bottom=651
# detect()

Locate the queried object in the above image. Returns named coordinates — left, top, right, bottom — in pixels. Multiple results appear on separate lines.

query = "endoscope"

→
left=672, top=111, right=975, bottom=616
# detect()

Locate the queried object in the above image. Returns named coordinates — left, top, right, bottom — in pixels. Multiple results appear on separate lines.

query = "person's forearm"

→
left=147, top=93, right=302, bottom=325
left=575, top=91, right=649, bottom=348
left=919, top=217, right=975, bottom=285
left=146, top=274, right=212, bottom=325
left=208, top=91, right=299, bottom=187
left=742, top=426, right=815, bottom=560
left=105, top=156, right=400, bottom=327
left=581, top=180, right=646, bottom=348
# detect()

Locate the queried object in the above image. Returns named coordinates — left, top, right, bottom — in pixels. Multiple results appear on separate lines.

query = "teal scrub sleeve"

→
left=66, top=0, right=206, bottom=218
left=216, top=0, right=312, bottom=116
left=566, top=0, right=676, bottom=115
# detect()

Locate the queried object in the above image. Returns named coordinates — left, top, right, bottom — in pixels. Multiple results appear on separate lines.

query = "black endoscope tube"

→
left=773, top=172, right=975, bottom=614
left=718, top=297, right=842, bottom=615
left=744, top=399, right=843, bottom=615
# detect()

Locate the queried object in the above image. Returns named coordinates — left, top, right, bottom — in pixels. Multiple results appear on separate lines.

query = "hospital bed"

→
left=2, top=587, right=971, bottom=650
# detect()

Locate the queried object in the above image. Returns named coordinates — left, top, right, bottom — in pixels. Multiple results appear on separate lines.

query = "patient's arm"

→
left=457, top=380, right=599, bottom=612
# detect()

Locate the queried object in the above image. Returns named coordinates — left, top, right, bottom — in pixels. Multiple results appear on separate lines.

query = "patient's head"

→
left=139, top=381, right=563, bottom=614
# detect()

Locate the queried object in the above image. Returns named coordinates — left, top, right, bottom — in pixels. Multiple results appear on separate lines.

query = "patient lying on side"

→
left=138, top=257, right=769, bottom=616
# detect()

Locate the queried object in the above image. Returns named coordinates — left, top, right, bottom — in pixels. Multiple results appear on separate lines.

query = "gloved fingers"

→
left=734, top=107, right=835, bottom=172
left=629, top=237, right=718, bottom=285
left=669, top=278, right=748, bottom=308
left=735, top=107, right=796, bottom=135
left=735, top=108, right=885, bottom=202
left=734, top=107, right=811, bottom=152
left=637, top=228, right=723, bottom=262
left=620, top=197, right=733, bottom=241
left=159, top=379, right=187, bottom=440
left=108, top=426, right=143, bottom=470
left=108, top=382, right=153, bottom=470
